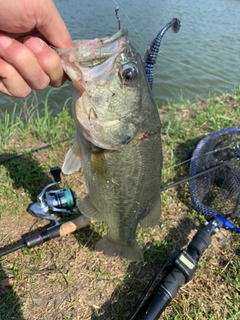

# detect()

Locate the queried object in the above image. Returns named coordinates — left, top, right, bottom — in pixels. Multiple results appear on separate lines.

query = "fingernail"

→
left=0, top=35, right=12, bottom=48
left=25, top=37, right=44, bottom=53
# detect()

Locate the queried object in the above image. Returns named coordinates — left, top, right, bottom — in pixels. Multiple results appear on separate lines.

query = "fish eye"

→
left=120, top=64, right=138, bottom=83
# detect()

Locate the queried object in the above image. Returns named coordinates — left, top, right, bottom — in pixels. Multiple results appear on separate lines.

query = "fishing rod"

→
left=0, top=160, right=239, bottom=320
left=0, top=163, right=215, bottom=257
left=0, top=136, right=73, bottom=165
left=129, top=127, right=240, bottom=319
left=128, top=217, right=222, bottom=320
left=1, top=136, right=240, bottom=319
left=0, top=215, right=92, bottom=256
left=1, top=135, right=238, bottom=192
left=1, top=149, right=239, bottom=257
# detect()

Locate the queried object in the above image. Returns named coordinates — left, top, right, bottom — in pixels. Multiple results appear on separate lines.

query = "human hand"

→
left=0, top=0, right=73, bottom=97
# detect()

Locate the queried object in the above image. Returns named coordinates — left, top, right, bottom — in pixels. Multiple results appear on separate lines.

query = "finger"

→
left=0, top=30, right=41, bottom=43
left=0, top=34, right=50, bottom=90
left=0, top=58, right=31, bottom=97
left=33, top=0, right=73, bottom=48
left=24, top=36, right=67, bottom=87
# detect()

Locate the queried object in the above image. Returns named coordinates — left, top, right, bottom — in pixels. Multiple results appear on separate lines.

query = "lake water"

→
left=1, top=0, right=240, bottom=117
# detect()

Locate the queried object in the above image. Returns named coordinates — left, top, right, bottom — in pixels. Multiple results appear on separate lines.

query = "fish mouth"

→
left=76, top=28, right=128, bottom=67
left=55, top=28, right=136, bottom=150
left=56, top=28, right=128, bottom=67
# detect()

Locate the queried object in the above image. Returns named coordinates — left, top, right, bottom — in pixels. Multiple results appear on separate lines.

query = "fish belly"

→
left=77, top=121, right=162, bottom=261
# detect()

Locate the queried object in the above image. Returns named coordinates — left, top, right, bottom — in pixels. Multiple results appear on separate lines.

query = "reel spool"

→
left=46, top=189, right=76, bottom=212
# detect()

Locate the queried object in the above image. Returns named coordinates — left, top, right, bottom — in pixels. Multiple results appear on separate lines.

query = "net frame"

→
left=189, top=127, right=240, bottom=232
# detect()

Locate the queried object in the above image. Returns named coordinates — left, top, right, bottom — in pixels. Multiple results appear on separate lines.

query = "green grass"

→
left=0, top=88, right=74, bottom=149
left=0, top=89, right=240, bottom=319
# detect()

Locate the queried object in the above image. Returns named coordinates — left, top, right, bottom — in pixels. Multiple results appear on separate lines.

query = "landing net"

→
left=190, top=128, right=240, bottom=232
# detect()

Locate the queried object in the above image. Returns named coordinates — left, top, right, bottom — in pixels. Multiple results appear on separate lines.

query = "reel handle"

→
left=50, top=166, right=62, bottom=183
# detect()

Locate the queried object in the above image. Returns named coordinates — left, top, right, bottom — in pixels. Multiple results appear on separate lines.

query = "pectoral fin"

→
left=78, top=194, right=104, bottom=222
left=139, top=197, right=161, bottom=228
left=62, top=136, right=82, bottom=174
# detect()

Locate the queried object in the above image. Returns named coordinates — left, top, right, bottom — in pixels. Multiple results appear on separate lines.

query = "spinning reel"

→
left=0, top=167, right=90, bottom=257
left=29, top=166, right=78, bottom=225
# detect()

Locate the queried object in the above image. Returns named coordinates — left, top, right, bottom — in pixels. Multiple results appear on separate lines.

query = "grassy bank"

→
left=0, top=91, right=239, bottom=319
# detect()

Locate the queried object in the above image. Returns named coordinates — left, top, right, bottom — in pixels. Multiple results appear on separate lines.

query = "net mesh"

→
left=189, top=128, right=240, bottom=229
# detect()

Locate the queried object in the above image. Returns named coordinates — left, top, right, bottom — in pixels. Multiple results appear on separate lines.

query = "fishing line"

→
left=160, top=54, right=238, bottom=87
left=161, top=143, right=235, bottom=177
left=112, top=0, right=148, bottom=48
left=111, top=1, right=239, bottom=88
left=1, top=133, right=236, bottom=194
left=160, top=158, right=238, bottom=191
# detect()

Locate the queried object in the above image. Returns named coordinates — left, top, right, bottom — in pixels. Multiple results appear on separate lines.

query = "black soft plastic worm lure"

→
left=144, top=18, right=181, bottom=89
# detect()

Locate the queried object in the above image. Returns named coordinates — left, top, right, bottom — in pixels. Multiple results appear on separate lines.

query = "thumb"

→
left=34, top=0, right=73, bottom=48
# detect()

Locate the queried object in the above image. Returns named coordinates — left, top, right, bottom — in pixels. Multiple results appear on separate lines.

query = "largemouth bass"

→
left=57, top=28, right=162, bottom=261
